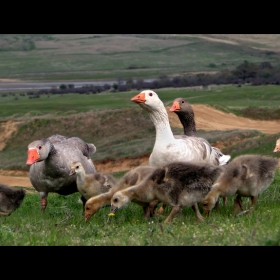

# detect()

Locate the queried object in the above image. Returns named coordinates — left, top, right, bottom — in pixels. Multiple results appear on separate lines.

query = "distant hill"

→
left=0, top=34, right=280, bottom=82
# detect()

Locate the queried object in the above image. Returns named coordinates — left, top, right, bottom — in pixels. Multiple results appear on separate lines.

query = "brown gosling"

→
left=69, top=161, right=118, bottom=208
left=0, top=183, right=26, bottom=216
left=84, top=165, right=158, bottom=222
left=201, top=154, right=278, bottom=216
left=109, top=161, right=224, bottom=224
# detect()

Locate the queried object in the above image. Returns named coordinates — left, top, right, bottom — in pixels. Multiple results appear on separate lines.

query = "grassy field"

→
left=1, top=35, right=280, bottom=245
left=1, top=84, right=280, bottom=120
left=1, top=34, right=280, bottom=81
left=1, top=84, right=280, bottom=171
left=1, top=85, right=280, bottom=245
left=1, top=169, right=280, bottom=246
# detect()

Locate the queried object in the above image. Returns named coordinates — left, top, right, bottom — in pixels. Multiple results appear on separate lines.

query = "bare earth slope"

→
left=1, top=105, right=280, bottom=188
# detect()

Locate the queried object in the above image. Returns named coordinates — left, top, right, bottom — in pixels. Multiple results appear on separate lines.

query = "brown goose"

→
left=170, top=97, right=197, bottom=136
left=0, top=183, right=26, bottom=216
left=170, top=97, right=231, bottom=164
left=26, top=134, right=97, bottom=212
left=170, top=97, right=230, bottom=207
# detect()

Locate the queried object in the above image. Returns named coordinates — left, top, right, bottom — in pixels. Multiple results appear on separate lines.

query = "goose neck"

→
left=148, top=109, right=175, bottom=143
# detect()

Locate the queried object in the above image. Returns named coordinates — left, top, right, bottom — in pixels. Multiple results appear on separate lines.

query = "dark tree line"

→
left=7, top=60, right=280, bottom=98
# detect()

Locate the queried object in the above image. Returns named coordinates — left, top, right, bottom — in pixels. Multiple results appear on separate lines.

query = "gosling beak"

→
left=110, top=204, right=118, bottom=214
left=85, top=213, right=92, bottom=222
left=69, top=168, right=76, bottom=176
left=203, top=210, right=210, bottom=217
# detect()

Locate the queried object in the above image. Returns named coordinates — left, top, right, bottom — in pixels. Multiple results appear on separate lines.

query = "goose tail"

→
left=212, top=147, right=231, bottom=165
left=218, top=154, right=231, bottom=165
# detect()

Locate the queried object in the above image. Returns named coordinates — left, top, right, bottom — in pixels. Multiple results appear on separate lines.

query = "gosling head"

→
left=69, top=161, right=83, bottom=176
left=84, top=197, right=104, bottom=222
left=201, top=196, right=217, bottom=217
left=109, top=191, right=131, bottom=215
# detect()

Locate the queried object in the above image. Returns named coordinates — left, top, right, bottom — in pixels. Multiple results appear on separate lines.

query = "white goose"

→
left=131, top=90, right=230, bottom=167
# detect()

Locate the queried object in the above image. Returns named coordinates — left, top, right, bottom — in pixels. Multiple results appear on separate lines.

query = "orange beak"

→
left=170, top=101, right=180, bottom=112
left=26, top=148, right=40, bottom=165
left=131, top=92, right=146, bottom=104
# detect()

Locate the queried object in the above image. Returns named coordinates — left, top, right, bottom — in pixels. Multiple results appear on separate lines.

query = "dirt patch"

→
left=167, top=104, right=280, bottom=134
left=0, top=120, right=21, bottom=150
left=1, top=104, right=280, bottom=189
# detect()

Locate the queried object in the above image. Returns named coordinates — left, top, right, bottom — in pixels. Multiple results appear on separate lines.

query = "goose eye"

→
left=181, top=100, right=185, bottom=104
left=76, top=166, right=79, bottom=169
left=38, top=146, right=42, bottom=150
left=149, top=92, right=153, bottom=96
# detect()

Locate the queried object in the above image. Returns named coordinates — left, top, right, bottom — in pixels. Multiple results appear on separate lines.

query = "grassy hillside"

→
left=1, top=34, right=280, bottom=81
left=1, top=84, right=280, bottom=171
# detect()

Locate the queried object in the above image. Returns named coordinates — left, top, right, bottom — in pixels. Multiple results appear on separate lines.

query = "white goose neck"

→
left=148, top=106, right=175, bottom=143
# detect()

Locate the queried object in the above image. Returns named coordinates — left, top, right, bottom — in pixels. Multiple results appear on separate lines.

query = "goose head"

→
left=26, top=138, right=54, bottom=165
left=131, top=90, right=164, bottom=113
left=170, top=98, right=193, bottom=114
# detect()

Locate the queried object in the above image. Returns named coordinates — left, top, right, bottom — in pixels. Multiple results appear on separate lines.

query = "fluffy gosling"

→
left=110, top=161, right=224, bottom=223
left=201, top=154, right=278, bottom=216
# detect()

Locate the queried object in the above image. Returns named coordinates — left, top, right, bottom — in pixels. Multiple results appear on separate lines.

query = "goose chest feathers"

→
left=170, top=97, right=231, bottom=165
left=131, top=90, right=229, bottom=167
left=26, top=134, right=97, bottom=211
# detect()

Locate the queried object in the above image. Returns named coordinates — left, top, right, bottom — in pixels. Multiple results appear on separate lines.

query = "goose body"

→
left=170, top=97, right=230, bottom=166
left=26, top=134, right=97, bottom=211
left=131, top=90, right=229, bottom=167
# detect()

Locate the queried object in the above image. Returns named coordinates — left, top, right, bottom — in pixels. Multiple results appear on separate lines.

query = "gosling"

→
left=201, top=154, right=278, bottom=216
left=84, top=165, right=158, bottom=222
left=0, top=183, right=26, bottom=216
left=69, top=161, right=119, bottom=206
left=110, top=161, right=224, bottom=223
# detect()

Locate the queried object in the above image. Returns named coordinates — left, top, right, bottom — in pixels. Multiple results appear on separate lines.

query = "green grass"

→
left=1, top=84, right=280, bottom=171
left=2, top=169, right=280, bottom=246
left=1, top=34, right=280, bottom=81
left=2, top=84, right=280, bottom=120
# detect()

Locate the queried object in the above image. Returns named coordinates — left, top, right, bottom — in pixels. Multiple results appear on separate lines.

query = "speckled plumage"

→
left=26, top=134, right=97, bottom=211
left=110, top=161, right=224, bottom=223
left=170, top=97, right=230, bottom=165
left=84, top=165, right=158, bottom=222
left=131, top=90, right=230, bottom=167
left=201, top=154, right=278, bottom=215
left=69, top=161, right=118, bottom=201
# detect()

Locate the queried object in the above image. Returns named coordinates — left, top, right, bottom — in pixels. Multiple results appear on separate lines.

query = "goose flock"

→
left=1, top=89, right=279, bottom=225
